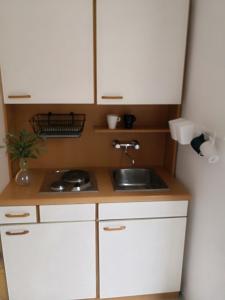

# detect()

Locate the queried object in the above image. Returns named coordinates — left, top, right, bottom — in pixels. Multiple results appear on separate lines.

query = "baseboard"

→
left=94, top=292, right=179, bottom=300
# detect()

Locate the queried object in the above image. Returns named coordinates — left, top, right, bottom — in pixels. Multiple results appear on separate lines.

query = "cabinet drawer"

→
left=40, top=204, right=96, bottom=222
left=0, top=206, right=37, bottom=224
left=99, top=201, right=188, bottom=220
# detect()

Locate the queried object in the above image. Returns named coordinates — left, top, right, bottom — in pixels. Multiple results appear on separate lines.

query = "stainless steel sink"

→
left=112, top=168, right=168, bottom=191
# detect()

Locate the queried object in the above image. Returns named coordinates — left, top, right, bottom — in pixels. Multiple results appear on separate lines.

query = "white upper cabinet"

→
left=97, top=0, right=189, bottom=105
left=0, top=0, right=94, bottom=104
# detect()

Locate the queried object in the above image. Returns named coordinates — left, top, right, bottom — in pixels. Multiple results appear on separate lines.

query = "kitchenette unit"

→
left=0, top=168, right=190, bottom=300
left=0, top=1, right=191, bottom=300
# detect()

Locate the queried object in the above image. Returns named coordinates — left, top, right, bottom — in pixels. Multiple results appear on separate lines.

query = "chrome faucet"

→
left=112, top=140, right=140, bottom=150
left=112, top=140, right=140, bottom=166
left=124, top=150, right=135, bottom=166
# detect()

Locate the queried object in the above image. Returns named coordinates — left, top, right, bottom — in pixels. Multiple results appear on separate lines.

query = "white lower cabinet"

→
left=0, top=222, right=96, bottom=300
left=99, top=217, right=187, bottom=298
left=0, top=202, right=188, bottom=300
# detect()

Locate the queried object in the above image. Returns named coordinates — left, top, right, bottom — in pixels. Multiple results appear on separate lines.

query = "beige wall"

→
left=177, top=0, right=225, bottom=299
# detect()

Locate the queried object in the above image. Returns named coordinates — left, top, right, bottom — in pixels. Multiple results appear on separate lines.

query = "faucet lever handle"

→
left=112, top=140, right=121, bottom=149
left=132, top=140, right=140, bottom=150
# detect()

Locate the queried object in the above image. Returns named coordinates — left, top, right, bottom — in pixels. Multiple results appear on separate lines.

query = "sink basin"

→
left=112, top=168, right=168, bottom=191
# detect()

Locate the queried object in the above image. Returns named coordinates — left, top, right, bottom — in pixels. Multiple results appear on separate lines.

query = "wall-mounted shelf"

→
left=94, top=127, right=170, bottom=133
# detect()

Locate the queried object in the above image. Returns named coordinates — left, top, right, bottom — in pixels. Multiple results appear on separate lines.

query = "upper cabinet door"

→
left=0, top=0, right=93, bottom=104
left=97, top=0, right=189, bottom=105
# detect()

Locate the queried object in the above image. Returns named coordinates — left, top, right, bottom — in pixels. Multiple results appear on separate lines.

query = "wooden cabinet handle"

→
left=103, top=226, right=126, bottom=232
left=5, top=213, right=30, bottom=218
left=101, top=96, right=123, bottom=100
left=6, top=230, right=29, bottom=236
left=8, top=95, right=31, bottom=99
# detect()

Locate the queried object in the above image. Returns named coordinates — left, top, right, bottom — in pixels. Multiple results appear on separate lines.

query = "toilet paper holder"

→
left=169, top=118, right=220, bottom=164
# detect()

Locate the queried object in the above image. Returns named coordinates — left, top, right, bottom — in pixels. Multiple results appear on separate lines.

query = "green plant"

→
left=4, top=129, right=45, bottom=161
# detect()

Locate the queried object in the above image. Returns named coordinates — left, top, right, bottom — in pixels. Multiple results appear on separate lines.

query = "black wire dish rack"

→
left=30, top=112, right=86, bottom=138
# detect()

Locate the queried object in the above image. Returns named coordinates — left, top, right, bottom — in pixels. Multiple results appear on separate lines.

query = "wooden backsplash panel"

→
left=6, top=104, right=176, bottom=169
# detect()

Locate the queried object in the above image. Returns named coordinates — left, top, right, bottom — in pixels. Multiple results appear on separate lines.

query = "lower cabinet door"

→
left=1, top=222, right=96, bottom=300
left=99, top=218, right=186, bottom=298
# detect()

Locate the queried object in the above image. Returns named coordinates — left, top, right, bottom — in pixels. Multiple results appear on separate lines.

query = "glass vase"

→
left=15, top=158, right=31, bottom=186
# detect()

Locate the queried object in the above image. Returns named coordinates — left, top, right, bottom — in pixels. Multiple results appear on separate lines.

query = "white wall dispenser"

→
left=169, top=118, right=220, bottom=164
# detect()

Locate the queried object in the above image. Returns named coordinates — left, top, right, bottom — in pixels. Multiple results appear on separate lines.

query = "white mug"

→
left=107, top=114, right=121, bottom=129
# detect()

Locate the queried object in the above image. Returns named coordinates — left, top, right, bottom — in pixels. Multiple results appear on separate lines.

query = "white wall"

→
left=0, top=96, right=9, bottom=192
left=176, top=1, right=225, bottom=300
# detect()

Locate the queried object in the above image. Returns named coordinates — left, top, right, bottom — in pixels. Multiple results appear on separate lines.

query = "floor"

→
left=104, top=295, right=184, bottom=300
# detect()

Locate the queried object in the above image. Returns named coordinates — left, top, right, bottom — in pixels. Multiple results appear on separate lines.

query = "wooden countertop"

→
left=0, top=167, right=191, bottom=206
